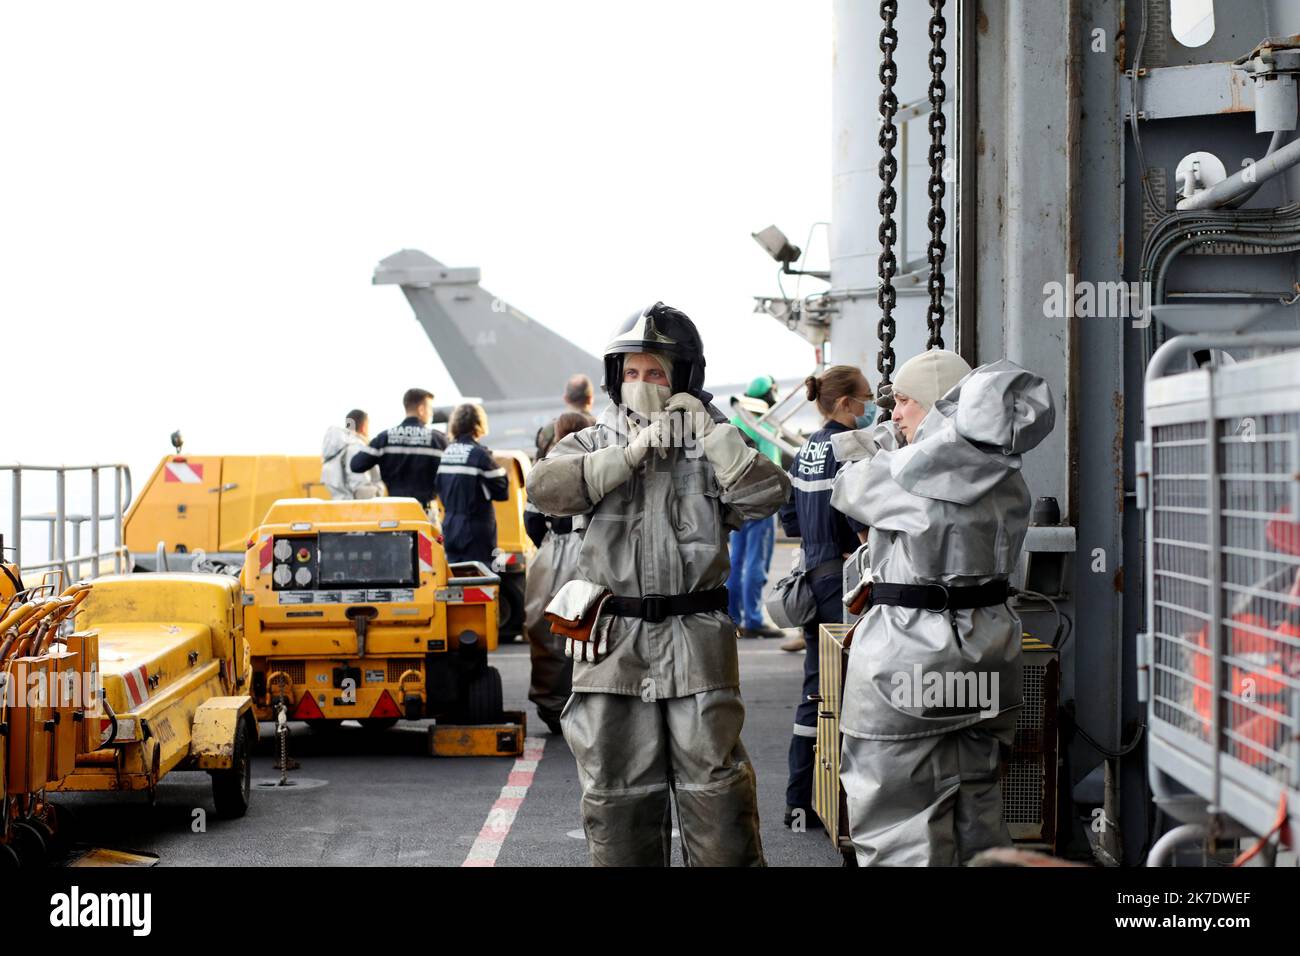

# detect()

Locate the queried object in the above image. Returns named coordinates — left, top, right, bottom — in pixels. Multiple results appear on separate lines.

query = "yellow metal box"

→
left=429, top=710, right=526, bottom=757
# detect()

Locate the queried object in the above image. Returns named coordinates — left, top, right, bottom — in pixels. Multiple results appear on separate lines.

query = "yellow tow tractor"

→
left=125, top=449, right=540, bottom=642
left=488, top=450, right=536, bottom=642
left=242, top=497, right=522, bottom=752
left=47, top=574, right=257, bottom=823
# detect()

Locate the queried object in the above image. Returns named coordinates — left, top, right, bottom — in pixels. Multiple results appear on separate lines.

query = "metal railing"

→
left=1, top=464, right=133, bottom=582
left=730, top=384, right=816, bottom=461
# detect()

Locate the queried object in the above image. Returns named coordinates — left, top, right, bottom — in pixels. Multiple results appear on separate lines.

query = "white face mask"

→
left=622, top=381, right=671, bottom=417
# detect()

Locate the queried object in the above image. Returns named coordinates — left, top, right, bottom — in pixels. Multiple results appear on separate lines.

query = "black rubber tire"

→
left=498, top=571, right=526, bottom=642
left=0, top=843, right=19, bottom=869
left=306, top=719, right=344, bottom=734
left=27, top=816, right=56, bottom=855
left=211, top=716, right=253, bottom=819
left=11, top=820, right=47, bottom=868
left=461, top=666, right=504, bottom=725
left=359, top=718, right=398, bottom=732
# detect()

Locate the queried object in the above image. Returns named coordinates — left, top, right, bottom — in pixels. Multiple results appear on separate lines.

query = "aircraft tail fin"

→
left=374, top=249, right=603, bottom=402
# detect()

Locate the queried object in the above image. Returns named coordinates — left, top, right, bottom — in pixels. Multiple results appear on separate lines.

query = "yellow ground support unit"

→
left=242, top=498, right=509, bottom=735
left=48, top=574, right=256, bottom=821
left=489, top=450, right=536, bottom=640
left=124, top=454, right=328, bottom=565
left=1, top=582, right=93, bottom=867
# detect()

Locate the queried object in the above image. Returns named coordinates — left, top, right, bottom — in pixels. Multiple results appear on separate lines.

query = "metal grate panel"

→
left=387, top=658, right=414, bottom=684
left=277, top=660, right=305, bottom=685
left=1144, top=344, right=1300, bottom=839
left=1001, top=649, right=1059, bottom=842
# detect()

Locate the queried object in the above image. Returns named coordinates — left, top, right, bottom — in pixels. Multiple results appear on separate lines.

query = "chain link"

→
left=876, top=0, right=899, bottom=395
left=926, top=0, right=948, bottom=350
left=277, top=700, right=289, bottom=784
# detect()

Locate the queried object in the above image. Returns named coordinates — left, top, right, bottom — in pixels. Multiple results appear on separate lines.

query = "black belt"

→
left=605, top=587, right=729, bottom=625
left=870, top=580, right=1009, bottom=613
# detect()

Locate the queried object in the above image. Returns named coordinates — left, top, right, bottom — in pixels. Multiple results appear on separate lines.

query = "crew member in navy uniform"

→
left=777, top=364, right=874, bottom=831
left=435, top=403, right=510, bottom=565
left=351, top=388, right=448, bottom=506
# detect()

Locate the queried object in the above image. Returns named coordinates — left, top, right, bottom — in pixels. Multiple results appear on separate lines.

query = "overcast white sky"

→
left=2, top=1, right=831, bottom=486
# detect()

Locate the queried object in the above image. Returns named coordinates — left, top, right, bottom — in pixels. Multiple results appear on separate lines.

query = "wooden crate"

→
left=812, top=624, right=855, bottom=862
left=812, top=626, right=1060, bottom=860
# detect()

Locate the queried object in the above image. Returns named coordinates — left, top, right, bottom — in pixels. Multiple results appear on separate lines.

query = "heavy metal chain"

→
left=276, top=700, right=290, bottom=784
left=876, top=0, right=899, bottom=395
left=926, top=0, right=948, bottom=350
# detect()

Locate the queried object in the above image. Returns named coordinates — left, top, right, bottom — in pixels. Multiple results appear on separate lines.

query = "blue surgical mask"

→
left=854, top=402, right=877, bottom=429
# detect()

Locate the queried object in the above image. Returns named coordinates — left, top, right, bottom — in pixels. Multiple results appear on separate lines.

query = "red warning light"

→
left=368, top=690, right=402, bottom=720
left=291, top=692, right=324, bottom=721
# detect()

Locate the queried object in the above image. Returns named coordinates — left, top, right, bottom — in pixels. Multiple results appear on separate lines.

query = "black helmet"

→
left=602, top=302, right=706, bottom=404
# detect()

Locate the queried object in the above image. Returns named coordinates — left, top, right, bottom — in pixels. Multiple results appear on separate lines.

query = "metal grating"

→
left=1214, top=412, right=1300, bottom=779
left=1000, top=651, right=1058, bottom=839
left=387, top=658, right=413, bottom=684
left=1001, top=758, right=1047, bottom=825
left=1149, top=420, right=1212, bottom=742
left=278, top=660, right=305, bottom=685
left=1145, top=345, right=1300, bottom=840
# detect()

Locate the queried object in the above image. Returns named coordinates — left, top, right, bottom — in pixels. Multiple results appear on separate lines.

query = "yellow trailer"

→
left=1, top=581, right=93, bottom=867
left=48, top=574, right=257, bottom=823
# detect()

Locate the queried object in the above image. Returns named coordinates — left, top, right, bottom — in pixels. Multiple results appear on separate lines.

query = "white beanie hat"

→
left=890, top=349, right=972, bottom=411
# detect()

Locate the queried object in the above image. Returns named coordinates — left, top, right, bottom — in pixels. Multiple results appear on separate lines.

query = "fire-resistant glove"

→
left=625, top=417, right=668, bottom=466
left=565, top=623, right=609, bottom=664
left=665, top=392, right=716, bottom=443
left=697, top=422, right=758, bottom=488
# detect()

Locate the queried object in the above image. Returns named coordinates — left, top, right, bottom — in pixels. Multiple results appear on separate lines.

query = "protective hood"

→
left=944, top=358, right=1056, bottom=455
left=888, top=359, right=1054, bottom=504
left=322, top=424, right=363, bottom=459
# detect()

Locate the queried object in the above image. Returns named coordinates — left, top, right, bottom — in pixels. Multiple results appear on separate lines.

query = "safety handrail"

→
left=0, top=463, right=133, bottom=582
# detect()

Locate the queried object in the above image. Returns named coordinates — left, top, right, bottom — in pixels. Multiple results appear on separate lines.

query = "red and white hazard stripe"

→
left=418, top=533, right=434, bottom=574
left=461, top=736, right=547, bottom=867
left=121, top=665, right=150, bottom=711
left=164, top=460, right=205, bottom=483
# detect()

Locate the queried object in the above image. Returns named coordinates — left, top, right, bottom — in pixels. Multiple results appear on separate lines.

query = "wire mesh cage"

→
left=1141, top=335, right=1300, bottom=840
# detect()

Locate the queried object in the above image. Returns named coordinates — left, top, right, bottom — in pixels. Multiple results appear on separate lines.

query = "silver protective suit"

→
left=523, top=523, right=583, bottom=719
left=526, top=402, right=791, bottom=866
left=829, top=359, right=1055, bottom=866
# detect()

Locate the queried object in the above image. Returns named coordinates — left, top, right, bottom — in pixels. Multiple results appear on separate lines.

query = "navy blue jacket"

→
left=778, top=421, right=867, bottom=570
left=350, top=416, right=448, bottom=505
left=435, top=438, right=510, bottom=564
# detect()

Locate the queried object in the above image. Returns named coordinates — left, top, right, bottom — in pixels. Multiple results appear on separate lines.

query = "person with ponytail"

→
left=775, top=364, right=874, bottom=830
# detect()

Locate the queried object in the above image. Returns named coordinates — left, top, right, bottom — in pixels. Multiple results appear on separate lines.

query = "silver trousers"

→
left=841, top=726, right=1011, bottom=866
left=561, top=688, right=765, bottom=867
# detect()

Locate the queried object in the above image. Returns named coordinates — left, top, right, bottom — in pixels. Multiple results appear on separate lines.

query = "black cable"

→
left=1074, top=717, right=1146, bottom=760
